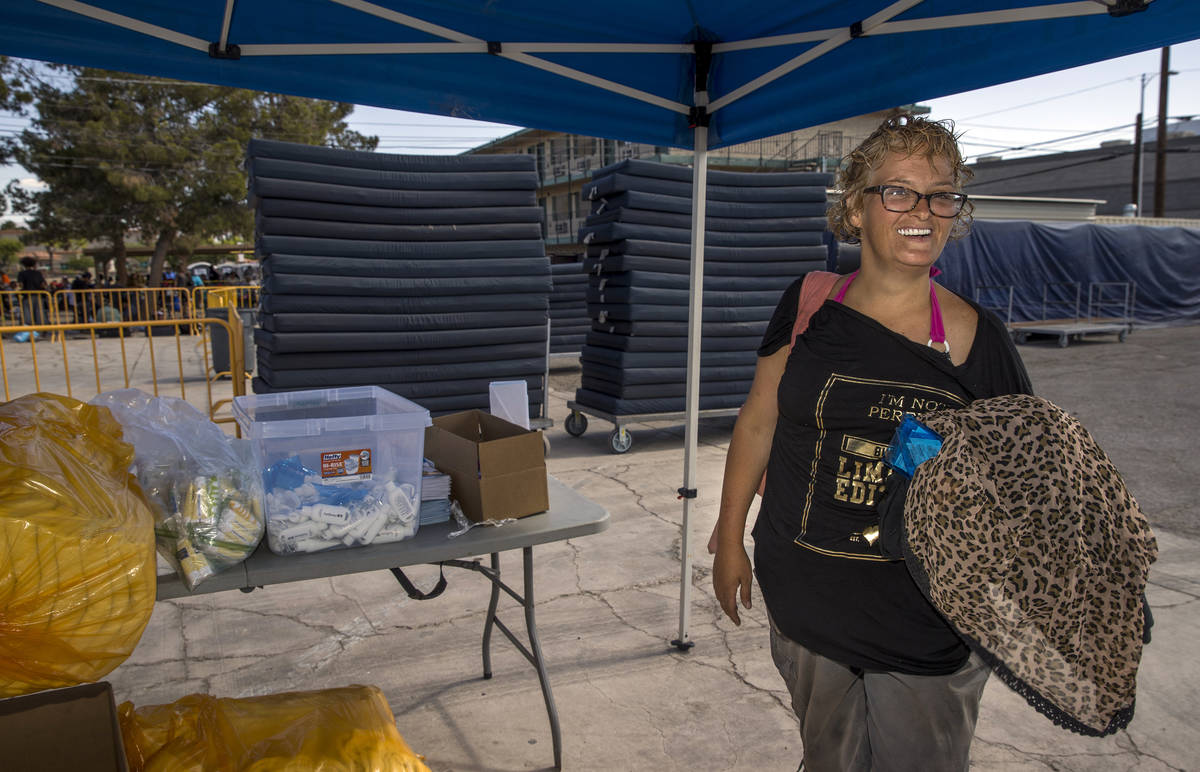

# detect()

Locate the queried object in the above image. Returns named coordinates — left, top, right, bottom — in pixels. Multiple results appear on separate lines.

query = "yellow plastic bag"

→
left=118, top=685, right=431, bottom=772
left=0, top=393, right=157, bottom=697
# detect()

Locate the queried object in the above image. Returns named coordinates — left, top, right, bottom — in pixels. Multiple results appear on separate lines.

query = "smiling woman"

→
left=712, top=114, right=1034, bottom=771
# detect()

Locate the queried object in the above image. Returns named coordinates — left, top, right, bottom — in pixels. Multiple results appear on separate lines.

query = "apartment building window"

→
left=550, top=193, right=571, bottom=236
left=550, top=137, right=570, bottom=178
left=574, top=137, right=597, bottom=175
left=529, top=142, right=546, bottom=183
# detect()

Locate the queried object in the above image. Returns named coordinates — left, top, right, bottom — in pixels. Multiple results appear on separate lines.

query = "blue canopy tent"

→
left=5, top=0, right=1200, bottom=657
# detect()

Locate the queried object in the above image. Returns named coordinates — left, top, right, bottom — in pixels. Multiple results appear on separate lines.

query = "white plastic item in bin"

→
left=489, top=380, right=530, bottom=430
left=232, top=386, right=432, bottom=555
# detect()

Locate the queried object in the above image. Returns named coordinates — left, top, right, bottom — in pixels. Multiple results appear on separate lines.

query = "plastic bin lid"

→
left=233, top=385, right=432, bottom=439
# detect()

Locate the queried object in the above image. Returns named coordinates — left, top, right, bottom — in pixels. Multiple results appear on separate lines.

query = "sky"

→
left=3, top=38, right=1199, bottom=224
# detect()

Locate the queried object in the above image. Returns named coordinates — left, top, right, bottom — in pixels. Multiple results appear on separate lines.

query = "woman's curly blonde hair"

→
left=827, top=114, right=974, bottom=243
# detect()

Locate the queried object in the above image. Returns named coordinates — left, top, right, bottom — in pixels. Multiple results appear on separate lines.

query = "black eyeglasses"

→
left=863, top=185, right=967, bottom=218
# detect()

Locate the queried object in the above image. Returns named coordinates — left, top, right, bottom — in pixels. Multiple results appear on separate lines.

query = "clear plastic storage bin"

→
left=233, top=386, right=432, bottom=555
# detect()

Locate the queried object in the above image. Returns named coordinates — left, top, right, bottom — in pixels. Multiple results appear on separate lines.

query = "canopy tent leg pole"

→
left=672, top=110, right=708, bottom=652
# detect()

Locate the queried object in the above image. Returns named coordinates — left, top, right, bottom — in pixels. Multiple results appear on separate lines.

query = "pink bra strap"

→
left=834, top=267, right=949, bottom=354
left=832, top=270, right=857, bottom=303
left=927, top=268, right=947, bottom=350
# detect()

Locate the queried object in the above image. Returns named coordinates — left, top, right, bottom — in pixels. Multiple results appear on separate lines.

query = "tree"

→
left=63, top=254, right=93, bottom=274
left=3, top=64, right=376, bottom=286
left=0, top=237, right=21, bottom=271
left=0, top=57, right=35, bottom=213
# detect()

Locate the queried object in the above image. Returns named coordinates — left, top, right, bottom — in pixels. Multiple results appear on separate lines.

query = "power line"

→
left=967, top=153, right=1123, bottom=187
left=957, top=75, right=1142, bottom=121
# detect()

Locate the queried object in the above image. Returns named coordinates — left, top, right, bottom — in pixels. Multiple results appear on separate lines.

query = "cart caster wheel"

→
left=543, top=433, right=552, bottom=457
left=564, top=411, right=587, bottom=437
left=1014, top=332, right=1028, bottom=345
left=1119, top=328, right=1130, bottom=342
left=609, top=428, right=633, bottom=454
left=1057, top=334, right=1069, bottom=348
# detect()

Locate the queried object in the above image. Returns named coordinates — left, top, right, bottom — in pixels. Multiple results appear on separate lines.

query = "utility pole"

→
left=1131, top=73, right=1146, bottom=213
left=1153, top=46, right=1170, bottom=217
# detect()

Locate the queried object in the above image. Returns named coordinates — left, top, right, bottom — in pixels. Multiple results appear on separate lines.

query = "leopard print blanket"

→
left=903, top=394, right=1157, bottom=736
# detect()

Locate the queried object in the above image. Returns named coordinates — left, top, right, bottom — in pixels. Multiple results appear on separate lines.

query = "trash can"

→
left=208, top=306, right=256, bottom=376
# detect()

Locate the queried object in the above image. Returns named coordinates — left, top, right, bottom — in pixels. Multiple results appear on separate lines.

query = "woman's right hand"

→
left=712, top=543, right=753, bottom=625
left=710, top=346, right=786, bottom=627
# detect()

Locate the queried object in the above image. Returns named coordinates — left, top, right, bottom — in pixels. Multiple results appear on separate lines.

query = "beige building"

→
left=468, top=107, right=922, bottom=255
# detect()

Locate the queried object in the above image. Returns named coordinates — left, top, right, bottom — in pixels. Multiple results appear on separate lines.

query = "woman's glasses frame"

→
left=863, top=185, right=967, bottom=218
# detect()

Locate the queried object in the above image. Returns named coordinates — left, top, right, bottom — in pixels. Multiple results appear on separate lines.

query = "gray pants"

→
left=769, top=617, right=989, bottom=772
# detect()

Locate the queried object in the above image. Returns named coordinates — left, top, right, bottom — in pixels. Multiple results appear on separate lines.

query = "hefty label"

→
left=320, top=448, right=373, bottom=483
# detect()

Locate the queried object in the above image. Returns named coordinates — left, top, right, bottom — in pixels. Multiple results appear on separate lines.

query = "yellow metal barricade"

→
left=0, top=290, right=58, bottom=331
left=67, top=287, right=197, bottom=327
left=0, top=314, right=247, bottom=431
left=194, top=284, right=259, bottom=314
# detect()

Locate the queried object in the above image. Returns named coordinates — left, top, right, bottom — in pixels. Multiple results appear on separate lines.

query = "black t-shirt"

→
left=752, top=275, right=1033, bottom=675
left=17, top=268, right=46, bottom=291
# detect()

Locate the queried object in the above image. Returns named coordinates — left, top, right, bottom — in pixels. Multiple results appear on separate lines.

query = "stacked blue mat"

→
left=246, top=138, right=551, bottom=416
left=575, top=159, right=832, bottom=414
left=549, top=261, right=588, bottom=354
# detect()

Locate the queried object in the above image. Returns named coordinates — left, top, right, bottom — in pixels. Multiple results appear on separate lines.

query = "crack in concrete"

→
left=1150, top=597, right=1197, bottom=609
left=1148, top=573, right=1200, bottom=601
left=972, top=731, right=1184, bottom=771
left=970, top=737, right=1058, bottom=768
left=168, top=597, right=346, bottom=638
left=589, top=585, right=691, bottom=645
left=588, top=466, right=677, bottom=530
left=561, top=535, right=688, bottom=647
left=674, top=598, right=797, bottom=721
left=1117, top=727, right=1187, bottom=771
left=577, top=676, right=675, bottom=770
left=328, top=583, right=386, bottom=635
left=167, top=595, right=383, bottom=679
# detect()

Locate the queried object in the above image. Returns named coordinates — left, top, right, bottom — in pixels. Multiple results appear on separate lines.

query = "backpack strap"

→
left=756, top=271, right=841, bottom=498
left=789, top=270, right=840, bottom=350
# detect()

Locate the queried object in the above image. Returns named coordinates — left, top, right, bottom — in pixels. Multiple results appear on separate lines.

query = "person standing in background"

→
left=16, top=255, right=48, bottom=326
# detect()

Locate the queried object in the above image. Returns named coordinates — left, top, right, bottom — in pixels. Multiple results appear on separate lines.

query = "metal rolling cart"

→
left=563, top=400, right=741, bottom=454
left=1008, top=281, right=1135, bottom=348
left=974, top=284, right=1015, bottom=332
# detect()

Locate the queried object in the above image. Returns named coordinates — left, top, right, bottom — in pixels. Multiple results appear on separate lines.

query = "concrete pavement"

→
left=102, top=324, right=1200, bottom=771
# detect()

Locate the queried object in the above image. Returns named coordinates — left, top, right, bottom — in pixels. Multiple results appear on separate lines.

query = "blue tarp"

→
left=938, top=220, right=1200, bottom=325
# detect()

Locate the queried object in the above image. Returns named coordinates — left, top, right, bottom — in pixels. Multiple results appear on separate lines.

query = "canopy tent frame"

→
left=5, top=0, right=1188, bottom=650
left=38, top=0, right=1141, bottom=139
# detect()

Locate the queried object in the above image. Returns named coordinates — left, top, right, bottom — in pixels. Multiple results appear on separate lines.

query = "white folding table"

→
left=156, top=477, right=609, bottom=770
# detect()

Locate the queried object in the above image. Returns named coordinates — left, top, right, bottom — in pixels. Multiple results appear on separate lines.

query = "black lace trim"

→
left=901, top=537, right=1134, bottom=737
left=960, top=632, right=1134, bottom=737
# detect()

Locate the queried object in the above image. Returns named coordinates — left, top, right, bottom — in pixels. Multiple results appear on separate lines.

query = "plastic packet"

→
left=89, top=388, right=264, bottom=589
left=118, top=684, right=431, bottom=771
left=883, top=414, right=944, bottom=478
left=0, top=393, right=157, bottom=697
left=263, top=455, right=419, bottom=554
left=448, top=499, right=517, bottom=538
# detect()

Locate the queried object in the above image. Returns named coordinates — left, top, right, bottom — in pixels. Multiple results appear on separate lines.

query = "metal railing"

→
left=1, top=290, right=56, bottom=330
left=0, top=311, right=248, bottom=431
left=194, top=284, right=259, bottom=314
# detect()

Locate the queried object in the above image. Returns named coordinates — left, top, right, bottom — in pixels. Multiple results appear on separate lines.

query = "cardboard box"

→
left=425, top=410, right=548, bottom=522
left=0, top=682, right=130, bottom=771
